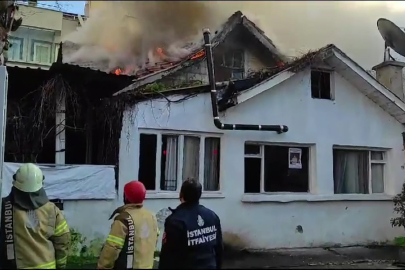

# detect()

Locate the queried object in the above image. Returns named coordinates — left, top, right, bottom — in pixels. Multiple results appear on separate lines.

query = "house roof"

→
left=235, top=44, right=405, bottom=124
left=125, top=43, right=405, bottom=124
left=62, top=10, right=286, bottom=96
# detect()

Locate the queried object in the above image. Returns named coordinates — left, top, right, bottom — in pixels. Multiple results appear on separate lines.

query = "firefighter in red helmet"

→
left=98, top=181, right=159, bottom=269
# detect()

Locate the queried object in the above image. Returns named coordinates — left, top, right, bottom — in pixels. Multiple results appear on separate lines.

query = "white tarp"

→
left=2, top=163, right=117, bottom=200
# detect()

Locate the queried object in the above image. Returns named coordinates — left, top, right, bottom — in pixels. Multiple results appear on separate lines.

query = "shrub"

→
left=391, top=182, right=405, bottom=228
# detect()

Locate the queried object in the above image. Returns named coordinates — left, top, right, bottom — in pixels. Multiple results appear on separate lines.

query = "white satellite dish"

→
left=377, top=18, right=405, bottom=61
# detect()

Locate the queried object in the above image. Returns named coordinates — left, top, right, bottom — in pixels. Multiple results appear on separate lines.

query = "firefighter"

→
left=159, top=178, right=223, bottom=269
left=98, top=180, right=159, bottom=269
left=0, top=163, right=71, bottom=269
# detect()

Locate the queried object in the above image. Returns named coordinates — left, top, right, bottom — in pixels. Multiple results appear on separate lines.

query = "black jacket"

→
left=158, top=202, right=223, bottom=269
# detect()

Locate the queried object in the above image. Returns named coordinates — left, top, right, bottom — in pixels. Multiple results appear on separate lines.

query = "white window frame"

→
left=244, top=142, right=314, bottom=194
left=32, top=41, right=52, bottom=64
left=333, top=146, right=387, bottom=194
left=8, top=36, right=24, bottom=61
left=139, top=129, right=222, bottom=193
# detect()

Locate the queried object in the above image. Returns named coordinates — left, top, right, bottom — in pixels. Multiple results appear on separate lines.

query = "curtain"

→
left=35, top=45, right=50, bottom=63
left=334, top=150, right=368, bottom=194
left=163, top=136, right=178, bottom=191
left=204, top=138, right=220, bottom=191
left=183, top=136, right=200, bottom=181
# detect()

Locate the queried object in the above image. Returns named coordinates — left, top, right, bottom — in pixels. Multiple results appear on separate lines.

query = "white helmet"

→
left=13, top=163, right=44, bottom=193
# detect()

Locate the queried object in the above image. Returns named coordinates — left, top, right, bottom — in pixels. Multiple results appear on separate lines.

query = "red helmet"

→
left=124, top=181, right=146, bottom=204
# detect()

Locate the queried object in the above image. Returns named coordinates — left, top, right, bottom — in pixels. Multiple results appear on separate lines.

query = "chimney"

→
left=372, top=60, right=405, bottom=100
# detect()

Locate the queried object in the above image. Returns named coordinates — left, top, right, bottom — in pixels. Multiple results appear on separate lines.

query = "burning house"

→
left=5, top=6, right=405, bottom=251
left=98, top=11, right=404, bottom=250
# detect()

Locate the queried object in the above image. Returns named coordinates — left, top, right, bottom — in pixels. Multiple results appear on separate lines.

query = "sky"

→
left=37, top=1, right=86, bottom=15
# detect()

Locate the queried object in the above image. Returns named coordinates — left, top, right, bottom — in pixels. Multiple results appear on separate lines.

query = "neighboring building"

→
left=110, top=14, right=405, bottom=249
left=6, top=0, right=82, bottom=69
left=84, top=0, right=103, bottom=18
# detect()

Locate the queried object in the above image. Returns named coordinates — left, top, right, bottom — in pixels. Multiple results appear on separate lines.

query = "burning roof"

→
left=61, top=11, right=286, bottom=90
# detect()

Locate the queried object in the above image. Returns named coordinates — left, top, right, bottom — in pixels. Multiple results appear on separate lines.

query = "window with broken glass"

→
left=311, top=69, right=333, bottom=100
left=244, top=143, right=310, bottom=193
left=138, top=132, right=221, bottom=192
left=333, top=148, right=385, bottom=194
left=214, top=49, right=245, bottom=81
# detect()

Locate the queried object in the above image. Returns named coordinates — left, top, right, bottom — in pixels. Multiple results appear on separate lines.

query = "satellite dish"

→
left=377, top=18, right=405, bottom=61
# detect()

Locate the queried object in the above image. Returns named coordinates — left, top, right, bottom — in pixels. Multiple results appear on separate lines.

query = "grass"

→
left=67, top=256, right=98, bottom=269
left=66, top=254, right=160, bottom=269
left=394, top=237, right=405, bottom=247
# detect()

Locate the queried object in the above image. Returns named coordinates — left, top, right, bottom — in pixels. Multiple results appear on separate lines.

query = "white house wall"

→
left=118, top=68, right=405, bottom=249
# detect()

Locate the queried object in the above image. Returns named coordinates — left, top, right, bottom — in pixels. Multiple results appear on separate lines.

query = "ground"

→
left=222, top=246, right=403, bottom=269
left=67, top=246, right=405, bottom=269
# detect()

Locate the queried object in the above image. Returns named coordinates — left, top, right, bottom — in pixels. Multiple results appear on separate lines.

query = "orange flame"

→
left=156, top=47, right=167, bottom=59
left=114, top=68, right=122, bottom=75
left=191, top=50, right=205, bottom=60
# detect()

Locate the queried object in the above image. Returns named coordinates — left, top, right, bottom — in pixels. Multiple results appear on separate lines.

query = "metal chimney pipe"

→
left=203, top=29, right=288, bottom=133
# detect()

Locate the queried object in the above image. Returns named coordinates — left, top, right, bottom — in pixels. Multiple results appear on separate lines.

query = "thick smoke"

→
left=64, top=1, right=405, bottom=72
left=213, top=1, right=405, bottom=69
left=63, top=1, right=225, bottom=73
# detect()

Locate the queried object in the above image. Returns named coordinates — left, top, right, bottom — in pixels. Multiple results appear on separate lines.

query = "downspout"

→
left=203, top=29, right=289, bottom=133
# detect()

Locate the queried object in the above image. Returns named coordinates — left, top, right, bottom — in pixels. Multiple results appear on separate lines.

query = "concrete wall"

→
left=115, top=67, right=405, bottom=249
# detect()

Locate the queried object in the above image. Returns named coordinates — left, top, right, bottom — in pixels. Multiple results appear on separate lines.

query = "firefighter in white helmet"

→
left=0, top=163, right=71, bottom=269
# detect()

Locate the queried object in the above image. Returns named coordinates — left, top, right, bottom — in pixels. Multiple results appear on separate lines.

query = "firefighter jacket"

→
left=159, top=202, right=223, bottom=269
left=0, top=187, right=71, bottom=269
left=97, top=204, right=159, bottom=269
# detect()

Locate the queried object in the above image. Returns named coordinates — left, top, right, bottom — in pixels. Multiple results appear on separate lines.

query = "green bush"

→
left=391, top=182, right=405, bottom=228
left=394, top=236, right=405, bottom=247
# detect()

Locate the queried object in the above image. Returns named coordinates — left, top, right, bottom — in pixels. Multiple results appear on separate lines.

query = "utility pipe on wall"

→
left=203, top=29, right=289, bottom=133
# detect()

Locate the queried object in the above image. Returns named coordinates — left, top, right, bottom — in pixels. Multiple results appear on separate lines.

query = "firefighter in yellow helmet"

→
left=98, top=180, right=159, bottom=269
left=0, top=163, right=71, bottom=269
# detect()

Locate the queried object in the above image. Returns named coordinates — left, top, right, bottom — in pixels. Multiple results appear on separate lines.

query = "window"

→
left=214, top=49, right=245, bottom=81
left=244, top=144, right=310, bottom=193
left=31, top=40, right=52, bottom=64
left=138, top=132, right=221, bottom=192
left=311, top=70, right=332, bottom=100
left=333, top=149, right=385, bottom=194
left=8, top=37, right=23, bottom=61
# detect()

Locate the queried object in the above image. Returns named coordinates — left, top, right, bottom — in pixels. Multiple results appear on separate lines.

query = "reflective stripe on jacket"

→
left=0, top=199, right=71, bottom=269
left=98, top=204, right=159, bottom=269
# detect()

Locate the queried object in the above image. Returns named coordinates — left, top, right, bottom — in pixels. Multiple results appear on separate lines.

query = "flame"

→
left=114, top=68, right=122, bottom=75
left=156, top=47, right=166, bottom=59
left=276, top=61, right=285, bottom=68
left=190, top=50, right=205, bottom=60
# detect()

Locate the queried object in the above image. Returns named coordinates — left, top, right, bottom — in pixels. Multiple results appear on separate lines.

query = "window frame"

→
left=222, top=49, right=245, bottom=80
left=244, top=142, right=314, bottom=194
left=8, top=36, right=24, bottom=61
left=31, top=39, right=53, bottom=64
left=332, top=146, right=387, bottom=194
left=138, top=129, right=222, bottom=193
left=310, top=68, right=335, bottom=101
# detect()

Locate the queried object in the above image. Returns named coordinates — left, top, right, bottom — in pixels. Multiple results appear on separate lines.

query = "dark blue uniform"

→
left=158, top=202, right=223, bottom=269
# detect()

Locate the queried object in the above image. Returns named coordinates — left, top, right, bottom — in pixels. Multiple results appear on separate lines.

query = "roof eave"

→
left=235, top=44, right=405, bottom=124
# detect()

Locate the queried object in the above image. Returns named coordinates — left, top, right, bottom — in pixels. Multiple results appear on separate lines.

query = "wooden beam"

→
left=55, top=90, right=65, bottom=165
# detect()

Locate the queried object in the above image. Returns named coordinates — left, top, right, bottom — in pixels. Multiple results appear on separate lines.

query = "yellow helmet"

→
left=13, top=163, right=44, bottom=193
